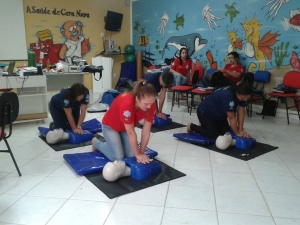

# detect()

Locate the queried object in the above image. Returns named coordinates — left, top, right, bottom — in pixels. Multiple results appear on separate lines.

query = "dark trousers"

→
left=190, top=110, right=230, bottom=140
left=50, top=105, right=80, bottom=131
left=202, top=72, right=235, bottom=88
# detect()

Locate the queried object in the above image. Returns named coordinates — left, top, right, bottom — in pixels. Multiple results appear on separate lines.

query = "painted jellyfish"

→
left=262, top=0, right=290, bottom=20
left=202, top=6, right=223, bottom=32
left=157, top=13, right=169, bottom=39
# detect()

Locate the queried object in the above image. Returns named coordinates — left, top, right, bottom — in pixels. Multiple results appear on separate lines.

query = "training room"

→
left=0, top=0, right=300, bottom=224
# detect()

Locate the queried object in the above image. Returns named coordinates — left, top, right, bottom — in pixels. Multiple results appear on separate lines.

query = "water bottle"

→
left=28, top=49, right=36, bottom=67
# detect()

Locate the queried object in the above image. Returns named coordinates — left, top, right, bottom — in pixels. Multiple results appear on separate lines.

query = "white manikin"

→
left=216, top=132, right=236, bottom=150
left=46, top=129, right=69, bottom=144
left=103, top=160, right=131, bottom=182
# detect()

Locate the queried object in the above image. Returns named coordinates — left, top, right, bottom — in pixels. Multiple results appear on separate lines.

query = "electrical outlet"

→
left=101, top=32, right=104, bottom=38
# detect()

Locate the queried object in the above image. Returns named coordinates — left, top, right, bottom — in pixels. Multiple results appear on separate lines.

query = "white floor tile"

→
left=254, top=174, right=300, bottom=194
left=1, top=144, right=48, bottom=160
left=248, top=161, right=294, bottom=176
left=26, top=176, right=84, bottom=199
left=0, top=196, right=66, bottom=225
left=0, top=157, right=32, bottom=173
left=215, top=189, right=270, bottom=216
left=147, top=143, right=177, bottom=155
left=264, top=193, right=300, bottom=219
left=0, top=174, right=45, bottom=195
left=218, top=212, right=275, bottom=225
left=211, top=157, right=251, bottom=173
left=104, top=204, right=164, bottom=225
left=274, top=217, right=300, bottom=225
left=171, top=168, right=213, bottom=188
left=117, top=183, right=168, bottom=206
left=0, top=173, right=8, bottom=180
left=166, top=185, right=215, bottom=211
left=17, top=159, right=62, bottom=176
left=70, top=179, right=116, bottom=203
left=36, top=148, right=81, bottom=161
left=49, top=162, right=85, bottom=178
left=155, top=154, right=175, bottom=167
left=174, top=155, right=211, bottom=170
left=162, top=208, right=218, bottom=225
left=213, top=171, right=259, bottom=192
left=47, top=199, right=113, bottom=225
left=0, top=194, right=22, bottom=214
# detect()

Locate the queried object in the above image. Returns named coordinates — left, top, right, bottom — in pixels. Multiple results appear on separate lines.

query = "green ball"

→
left=124, top=45, right=135, bottom=55
left=126, top=54, right=136, bottom=63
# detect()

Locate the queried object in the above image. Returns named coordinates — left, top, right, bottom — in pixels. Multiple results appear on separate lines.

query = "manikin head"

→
left=46, top=129, right=69, bottom=144
left=216, top=132, right=236, bottom=150
left=103, top=160, right=131, bottom=182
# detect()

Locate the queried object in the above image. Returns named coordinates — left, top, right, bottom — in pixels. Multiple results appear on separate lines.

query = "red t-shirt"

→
left=102, top=93, right=156, bottom=132
left=170, top=58, right=192, bottom=76
left=223, top=64, right=244, bottom=84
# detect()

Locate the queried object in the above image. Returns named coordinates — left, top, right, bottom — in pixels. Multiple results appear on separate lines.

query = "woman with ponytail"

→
left=92, top=80, right=157, bottom=164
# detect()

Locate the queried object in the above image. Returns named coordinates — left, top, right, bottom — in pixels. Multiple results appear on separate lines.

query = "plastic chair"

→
left=248, top=70, right=270, bottom=117
left=0, top=91, right=21, bottom=176
left=171, top=70, right=200, bottom=112
left=196, top=68, right=217, bottom=88
left=262, top=71, right=300, bottom=124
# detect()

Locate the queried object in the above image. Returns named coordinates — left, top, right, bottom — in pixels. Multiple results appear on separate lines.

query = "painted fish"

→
left=290, top=51, right=300, bottom=71
left=283, top=9, right=300, bottom=31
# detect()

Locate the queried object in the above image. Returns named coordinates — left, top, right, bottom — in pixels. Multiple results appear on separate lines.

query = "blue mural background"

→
left=132, top=0, right=300, bottom=74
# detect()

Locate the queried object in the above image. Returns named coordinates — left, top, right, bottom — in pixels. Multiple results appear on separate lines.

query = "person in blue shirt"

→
left=143, top=71, right=174, bottom=119
left=49, top=83, right=89, bottom=134
left=187, top=81, right=252, bottom=139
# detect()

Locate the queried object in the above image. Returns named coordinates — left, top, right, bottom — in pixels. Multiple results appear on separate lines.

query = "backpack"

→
left=101, top=90, right=121, bottom=106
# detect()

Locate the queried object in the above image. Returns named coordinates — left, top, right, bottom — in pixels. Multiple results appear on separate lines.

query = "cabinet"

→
left=0, top=75, right=48, bottom=121
left=92, top=56, right=114, bottom=93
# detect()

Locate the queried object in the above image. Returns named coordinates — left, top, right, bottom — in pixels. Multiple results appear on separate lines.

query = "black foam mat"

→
left=194, top=142, right=278, bottom=161
left=39, top=134, right=105, bottom=151
left=137, top=122, right=186, bottom=133
left=85, top=160, right=186, bottom=199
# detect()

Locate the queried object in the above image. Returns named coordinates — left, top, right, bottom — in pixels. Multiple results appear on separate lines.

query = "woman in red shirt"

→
left=92, top=80, right=157, bottom=164
left=170, top=47, right=192, bottom=86
left=202, top=52, right=244, bottom=87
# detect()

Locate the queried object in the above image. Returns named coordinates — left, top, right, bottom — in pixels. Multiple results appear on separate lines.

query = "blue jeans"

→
left=94, top=124, right=134, bottom=161
left=172, top=72, right=188, bottom=86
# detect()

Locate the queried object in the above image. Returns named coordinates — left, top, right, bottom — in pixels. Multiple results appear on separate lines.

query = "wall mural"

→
left=29, top=20, right=90, bottom=65
left=132, top=0, right=300, bottom=82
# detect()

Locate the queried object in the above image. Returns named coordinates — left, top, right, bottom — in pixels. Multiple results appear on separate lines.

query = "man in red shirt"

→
left=92, top=80, right=157, bottom=164
left=202, top=52, right=244, bottom=87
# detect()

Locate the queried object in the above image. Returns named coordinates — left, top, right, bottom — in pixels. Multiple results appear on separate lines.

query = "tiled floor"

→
left=0, top=94, right=300, bottom=225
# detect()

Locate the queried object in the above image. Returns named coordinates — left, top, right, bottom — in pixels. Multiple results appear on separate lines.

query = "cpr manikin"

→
left=216, top=132, right=236, bottom=150
left=103, top=160, right=131, bottom=182
left=46, top=129, right=69, bottom=144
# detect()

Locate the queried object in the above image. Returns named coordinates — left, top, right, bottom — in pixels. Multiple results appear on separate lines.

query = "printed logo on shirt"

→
left=123, top=110, right=131, bottom=121
left=186, top=65, right=189, bottom=69
left=85, top=94, right=89, bottom=103
left=64, top=99, right=70, bottom=107
left=229, top=101, right=234, bottom=110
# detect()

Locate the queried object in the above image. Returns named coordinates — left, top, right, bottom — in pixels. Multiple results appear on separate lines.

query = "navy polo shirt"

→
left=51, top=87, right=89, bottom=111
left=143, top=72, right=162, bottom=93
left=198, top=86, right=246, bottom=120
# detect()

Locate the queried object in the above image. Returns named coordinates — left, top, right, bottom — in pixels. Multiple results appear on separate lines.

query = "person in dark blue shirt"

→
left=49, top=83, right=89, bottom=134
left=143, top=71, right=174, bottom=119
left=187, top=82, right=252, bottom=139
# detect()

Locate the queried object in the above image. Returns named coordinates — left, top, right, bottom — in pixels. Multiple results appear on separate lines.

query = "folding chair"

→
left=262, top=71, right=300, bottom=124
left=0, top=91, right=21, bottom=176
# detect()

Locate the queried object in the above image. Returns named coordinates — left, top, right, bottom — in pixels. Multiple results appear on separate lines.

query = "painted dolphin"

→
left=162, top=33, right=208, bottom=58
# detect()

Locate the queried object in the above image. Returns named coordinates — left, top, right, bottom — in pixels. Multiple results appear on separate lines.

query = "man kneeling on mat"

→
left=92, top=80, right=157, bottom=164
left=187, top=81, right=252, bottom=139
left=143, top=71, right=174, bottom=120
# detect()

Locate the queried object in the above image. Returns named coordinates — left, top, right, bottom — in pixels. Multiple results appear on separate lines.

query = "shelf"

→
left=18, top=93, right=47, bottom=97
left=16, top=112, right=48, bottom=121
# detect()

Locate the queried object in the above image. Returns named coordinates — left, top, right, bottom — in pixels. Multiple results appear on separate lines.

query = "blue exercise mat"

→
left=63, top=142, right=158, bottom=175
left=173, top=133, right=215, bottom=145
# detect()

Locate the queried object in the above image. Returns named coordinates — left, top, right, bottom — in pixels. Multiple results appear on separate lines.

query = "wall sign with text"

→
left=26, top=6, right=90, bottom=18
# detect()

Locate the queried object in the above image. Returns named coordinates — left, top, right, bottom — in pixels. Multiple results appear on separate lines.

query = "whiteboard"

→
left=0, top=0, right=27, bottom=60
